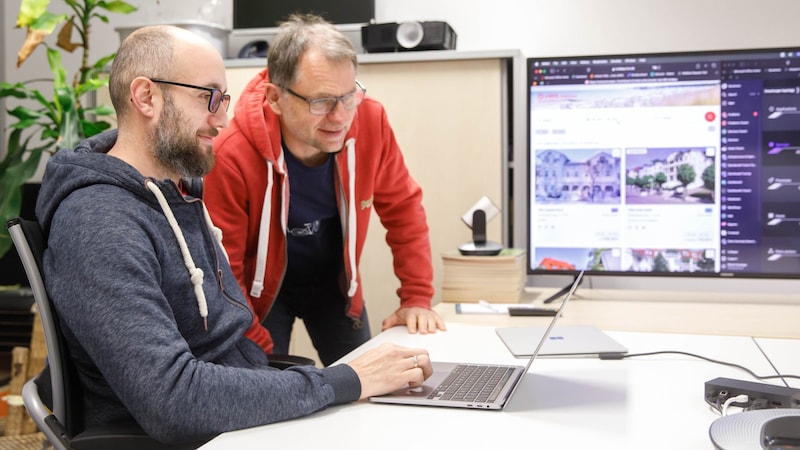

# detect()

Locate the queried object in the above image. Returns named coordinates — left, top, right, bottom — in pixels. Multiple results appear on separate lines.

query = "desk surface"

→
left=201, top=322, right=797, bottom=450
left=439, top=289, right=800, bottom=339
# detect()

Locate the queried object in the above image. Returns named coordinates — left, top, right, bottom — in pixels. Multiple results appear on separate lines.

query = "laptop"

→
left=369, top=270, right=585, bottom=410
left=495, top=325, right=628, bottom=358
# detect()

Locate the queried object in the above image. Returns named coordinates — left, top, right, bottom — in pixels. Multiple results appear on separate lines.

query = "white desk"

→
left=201, top=322, right=789, bottom=450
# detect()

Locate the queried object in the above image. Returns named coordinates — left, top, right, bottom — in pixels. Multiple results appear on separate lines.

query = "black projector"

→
left=361, top=21, right=457, bottom=53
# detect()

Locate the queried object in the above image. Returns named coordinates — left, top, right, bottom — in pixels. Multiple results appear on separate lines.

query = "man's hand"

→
left=381, top=306, right=447, bottom=334
left=348, top=343, right=432, bottom=399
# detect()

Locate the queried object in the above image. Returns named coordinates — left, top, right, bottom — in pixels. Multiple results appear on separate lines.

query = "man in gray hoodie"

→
left=35, top=25, right=432, bottom=446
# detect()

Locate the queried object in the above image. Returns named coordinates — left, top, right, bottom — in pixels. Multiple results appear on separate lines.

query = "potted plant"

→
left=0, top=0, right=137, bottom=261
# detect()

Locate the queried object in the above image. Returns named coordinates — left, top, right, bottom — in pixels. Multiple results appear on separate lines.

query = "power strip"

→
left=705, top=377, right=800, bottom=410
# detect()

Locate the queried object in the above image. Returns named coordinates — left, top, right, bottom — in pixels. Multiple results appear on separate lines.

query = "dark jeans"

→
left=263, top=281, right=371, bottom=366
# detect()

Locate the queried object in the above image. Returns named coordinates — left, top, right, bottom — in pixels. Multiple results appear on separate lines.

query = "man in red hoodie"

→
left=204, top=14, right=445, bottom=366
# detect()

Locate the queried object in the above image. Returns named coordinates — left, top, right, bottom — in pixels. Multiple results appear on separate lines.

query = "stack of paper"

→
left=440, top=249, right=526, bottom=303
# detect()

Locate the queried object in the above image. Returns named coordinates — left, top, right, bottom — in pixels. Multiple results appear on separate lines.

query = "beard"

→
left=151, top=99, right=217, bottom=178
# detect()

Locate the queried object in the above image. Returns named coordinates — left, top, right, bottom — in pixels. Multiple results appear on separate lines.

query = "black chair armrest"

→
left=267, top=354, right=316, bottom=370
left=71, top=421, right=211, bottom=450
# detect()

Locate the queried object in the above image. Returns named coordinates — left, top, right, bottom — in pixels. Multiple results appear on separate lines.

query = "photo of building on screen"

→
left=534, top=149, right=621, bottom=204
left=625, top=147, right=716, bottom=204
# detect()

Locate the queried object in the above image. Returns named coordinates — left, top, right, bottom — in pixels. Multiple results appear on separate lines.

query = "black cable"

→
left=751, top=337, right=792, bottom=388
left=600, top=350, right=800, bottom=382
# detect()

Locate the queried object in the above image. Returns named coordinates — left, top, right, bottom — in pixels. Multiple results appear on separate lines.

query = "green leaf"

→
left=10, top=118, right=42, bottom=129
left=0, top=129, right=26, bottom=170
left=0, top=82, right=32, bottom=99
left=82, top=119, right=112, bottom=137
left=46, top=47, right=68, bottom=88
left=97, top=1, right=137, bottom=14
left=30, top=11, right=68, bottom=34
left=92, top=53, right=115, bottom=71
left=8, top=106, right=45, bottom=121
left=55, top=86, right=76, bottom=109
left=83, top=104, right=114, bottom=116
left=17, top=0, right=50, bottom=27
left=75, top=77, right=108, bottom=96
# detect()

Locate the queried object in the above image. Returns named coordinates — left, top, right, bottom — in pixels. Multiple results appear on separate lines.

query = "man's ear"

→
left=265, top=83, right=283, bottom=116
left=130, top=77, right=159, bottom=118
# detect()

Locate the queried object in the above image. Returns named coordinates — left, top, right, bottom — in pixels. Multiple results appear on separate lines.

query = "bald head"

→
left=109, top=25, right=223, bottom=121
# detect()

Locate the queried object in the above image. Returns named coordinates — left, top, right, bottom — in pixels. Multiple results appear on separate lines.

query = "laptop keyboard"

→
left=428, top=364, right=514, bottom=403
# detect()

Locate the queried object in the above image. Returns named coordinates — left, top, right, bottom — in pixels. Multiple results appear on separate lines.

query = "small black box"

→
left=361, top=22, right=400, bottom=53
left=362, top=21, right=456, bottom=53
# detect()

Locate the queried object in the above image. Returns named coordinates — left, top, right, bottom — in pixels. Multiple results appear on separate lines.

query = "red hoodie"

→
left=204, top=68, right=435, bottom=353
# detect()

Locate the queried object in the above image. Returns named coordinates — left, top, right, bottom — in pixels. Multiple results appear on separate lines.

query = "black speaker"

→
left=361, top=22, right=400, bottom=53
left=361, top=21, right=457, bottom=53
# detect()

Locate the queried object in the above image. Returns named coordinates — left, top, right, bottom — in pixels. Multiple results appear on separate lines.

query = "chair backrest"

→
left=6, top=217, right=81, bottom=433
left=8, top=217, right=209, bottom=449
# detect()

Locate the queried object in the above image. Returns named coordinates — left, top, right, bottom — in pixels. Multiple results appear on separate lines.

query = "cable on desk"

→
left=599, top=350, right=800, bottom=383
left=752, top=337, right=792, bottom=388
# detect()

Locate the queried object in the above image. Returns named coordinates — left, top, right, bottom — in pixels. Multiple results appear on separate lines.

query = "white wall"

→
left=376, top=0, right=800, bottom=57
left=6, top=0, right=800, bottom=86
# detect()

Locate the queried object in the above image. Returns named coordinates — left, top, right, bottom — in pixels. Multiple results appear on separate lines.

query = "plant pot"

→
left=116, top=21, right=231, bottom=58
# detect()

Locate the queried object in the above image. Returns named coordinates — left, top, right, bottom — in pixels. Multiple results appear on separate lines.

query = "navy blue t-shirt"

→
left=283, top=146, right=343, bottom=285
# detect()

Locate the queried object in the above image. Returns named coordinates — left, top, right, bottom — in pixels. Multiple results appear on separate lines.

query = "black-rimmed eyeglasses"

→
left=285, top=80, right=366, bottom=115
left=151, top=78, right=231, bottom=113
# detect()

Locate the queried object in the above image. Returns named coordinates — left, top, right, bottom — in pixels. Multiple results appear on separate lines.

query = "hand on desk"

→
left=381, top=306, right=447, bottom=334
left=348, top=343, right=432, bottom=400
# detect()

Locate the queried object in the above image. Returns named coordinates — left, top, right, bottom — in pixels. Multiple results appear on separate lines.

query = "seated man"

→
left=35, top=25, right=431, bottom=446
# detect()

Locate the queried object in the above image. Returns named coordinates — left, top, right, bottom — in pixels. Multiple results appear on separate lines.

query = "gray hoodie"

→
left=35, top=130, right=360, bottom=445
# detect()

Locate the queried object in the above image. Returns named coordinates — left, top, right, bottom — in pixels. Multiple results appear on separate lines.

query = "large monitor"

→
left=526, top=47, right=800, bottom=281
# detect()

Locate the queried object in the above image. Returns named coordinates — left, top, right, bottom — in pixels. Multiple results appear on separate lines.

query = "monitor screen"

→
left=526, top=47, right=800, bottom=279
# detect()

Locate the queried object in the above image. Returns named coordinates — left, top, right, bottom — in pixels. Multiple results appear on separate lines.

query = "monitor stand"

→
left=542, top=273, right=584, bottom=304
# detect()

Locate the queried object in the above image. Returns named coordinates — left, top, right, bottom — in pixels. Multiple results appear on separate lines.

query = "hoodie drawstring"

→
left=251, top=160, right=275, bottom=298
left=249, top=141, right=358, bottom=300
left=345, top=138, right=358, bottom=297
left=146, top=180, right=211, bottom=331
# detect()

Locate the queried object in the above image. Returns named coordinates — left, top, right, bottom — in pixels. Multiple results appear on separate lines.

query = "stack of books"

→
left=441, top=248, right=526, bottom=303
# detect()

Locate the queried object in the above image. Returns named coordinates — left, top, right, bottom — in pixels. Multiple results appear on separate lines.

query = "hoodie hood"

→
left=36, top=129, right=160, bottom=236
left=36, top=129, right=221, bottom=329
left=231, top=68, right=284, bottom=162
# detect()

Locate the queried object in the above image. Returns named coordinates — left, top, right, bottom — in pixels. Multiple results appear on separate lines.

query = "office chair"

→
left=7, top=217, right=209, bottom=450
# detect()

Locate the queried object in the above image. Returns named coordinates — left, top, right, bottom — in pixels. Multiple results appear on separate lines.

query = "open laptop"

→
left=369, top=270, right=585, bottom=410
left=495, top=325, right=628, bottom=358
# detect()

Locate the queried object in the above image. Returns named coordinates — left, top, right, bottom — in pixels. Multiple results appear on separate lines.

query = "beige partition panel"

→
left=354, top=59, right=504, bottom=333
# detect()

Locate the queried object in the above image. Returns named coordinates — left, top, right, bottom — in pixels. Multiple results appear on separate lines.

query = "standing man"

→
left=204, top=14, right=445, bottom=366
left=36, top=25, right=432, bottom=445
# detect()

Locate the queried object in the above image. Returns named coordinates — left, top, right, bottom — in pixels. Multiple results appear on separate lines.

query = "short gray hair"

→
left=267, top=13, right=358, bottom=88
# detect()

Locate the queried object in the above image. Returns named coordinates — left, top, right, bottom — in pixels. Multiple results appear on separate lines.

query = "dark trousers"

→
left=263, top=280, right=371, bottom=366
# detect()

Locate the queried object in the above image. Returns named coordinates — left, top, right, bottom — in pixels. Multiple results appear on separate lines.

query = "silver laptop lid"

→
left=518, top=270, right=584, bottom=372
